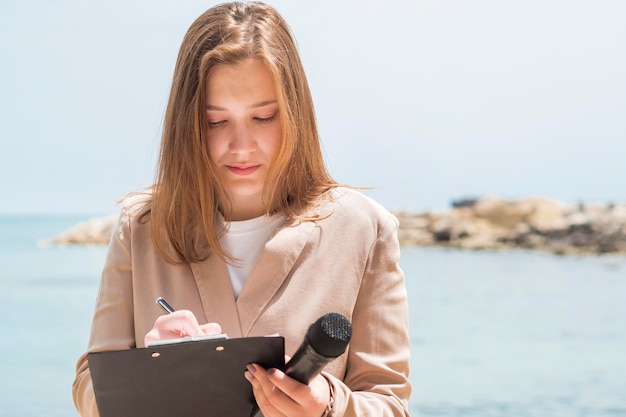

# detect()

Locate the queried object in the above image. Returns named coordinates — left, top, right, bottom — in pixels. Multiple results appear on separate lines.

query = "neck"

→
left=222, top=194, right=268, bottom=221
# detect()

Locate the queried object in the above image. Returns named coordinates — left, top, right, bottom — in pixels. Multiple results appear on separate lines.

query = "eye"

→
left=208, top=120, right=226, bottom=128
left=254, top=113, right=278, bottom=123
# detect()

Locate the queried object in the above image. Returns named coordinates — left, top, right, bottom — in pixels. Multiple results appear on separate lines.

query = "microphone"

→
left=250, top=313, right=352, bottom=417
left=283, top=312, right=353, bottom=384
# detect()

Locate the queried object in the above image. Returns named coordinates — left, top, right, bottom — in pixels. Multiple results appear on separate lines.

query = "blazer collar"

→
left=189, top=256, right=243, bottom=337
left=189, top=215, right=319, bottom=337
left=236, top=218, right=317, bottom=335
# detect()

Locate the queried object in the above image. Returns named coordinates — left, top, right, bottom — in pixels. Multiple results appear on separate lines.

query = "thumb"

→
left=198, top=322, right=223, bottom=336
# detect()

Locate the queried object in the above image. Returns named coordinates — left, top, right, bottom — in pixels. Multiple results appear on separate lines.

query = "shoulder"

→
left=113, top=189, right=153, bottom=234
left=317, top=187, right=398, bottom=234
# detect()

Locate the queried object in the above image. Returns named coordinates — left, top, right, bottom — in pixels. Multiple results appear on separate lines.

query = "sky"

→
left=1, top=0, right=625, bottom=215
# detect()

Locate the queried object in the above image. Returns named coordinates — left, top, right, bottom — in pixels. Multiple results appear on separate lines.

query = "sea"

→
left=1, top=214, right=625, bottom=417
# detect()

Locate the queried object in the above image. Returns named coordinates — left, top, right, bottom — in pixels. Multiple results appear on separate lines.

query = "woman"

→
left=72, top=2, right=411, bottom=416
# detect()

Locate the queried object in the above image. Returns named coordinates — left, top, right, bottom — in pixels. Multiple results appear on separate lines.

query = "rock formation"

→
left=395, top=196, right=626, bottom=255
left=40, top=214, right=118, bottom=246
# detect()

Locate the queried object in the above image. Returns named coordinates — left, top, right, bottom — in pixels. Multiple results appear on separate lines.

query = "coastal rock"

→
left=471, top=196, right=566, bottom=230
left=395, top=197, right=626, bottom=256
left=42, top=215, right=118, bottom=246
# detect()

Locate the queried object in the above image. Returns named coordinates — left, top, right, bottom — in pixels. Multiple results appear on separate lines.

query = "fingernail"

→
left=246, top=364, right=257, bottom=374
left=244, top=371, right=254, bottom=382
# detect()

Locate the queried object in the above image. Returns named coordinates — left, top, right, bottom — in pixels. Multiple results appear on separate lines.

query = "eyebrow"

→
left=206, top=100, right=278, bottom=111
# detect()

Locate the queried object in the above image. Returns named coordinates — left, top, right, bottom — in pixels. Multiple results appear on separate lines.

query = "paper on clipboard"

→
left=145, top=333, right=229, bottom=347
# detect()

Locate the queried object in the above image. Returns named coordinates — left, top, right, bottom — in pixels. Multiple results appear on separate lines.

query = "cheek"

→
left=206, top=133, right=226, bottom=163
left=261, top=125, right=282, bottom=158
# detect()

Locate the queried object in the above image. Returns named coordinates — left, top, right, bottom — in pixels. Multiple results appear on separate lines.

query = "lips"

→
left=227, top=165, right=260, bottom=176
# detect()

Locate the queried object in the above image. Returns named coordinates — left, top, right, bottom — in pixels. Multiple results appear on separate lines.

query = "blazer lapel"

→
left=236, top=219, right=317, bottom=336
left=190, top=255, right=243, bottom=338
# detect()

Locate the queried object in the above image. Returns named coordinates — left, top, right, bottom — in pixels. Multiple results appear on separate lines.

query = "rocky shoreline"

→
left=40, top=214, right=119, bottom=246
left=396, top=196, right=626, bottom=256
left=42, top=196, right=626, bottom=256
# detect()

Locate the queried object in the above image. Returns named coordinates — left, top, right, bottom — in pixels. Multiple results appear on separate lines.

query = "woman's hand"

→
left=245, top=362, right=330, bottom=417
left=143, top=310, right=222, bottom=346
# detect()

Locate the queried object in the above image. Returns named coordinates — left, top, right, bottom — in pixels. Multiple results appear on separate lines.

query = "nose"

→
left=229, top=122, right=256, bottom=154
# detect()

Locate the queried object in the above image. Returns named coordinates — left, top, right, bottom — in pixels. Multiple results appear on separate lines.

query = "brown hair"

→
left=149, top=2, right=336, bottom=264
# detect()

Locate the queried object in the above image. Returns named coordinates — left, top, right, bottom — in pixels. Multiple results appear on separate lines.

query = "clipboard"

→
left=87, top=336, right=285, bottom=417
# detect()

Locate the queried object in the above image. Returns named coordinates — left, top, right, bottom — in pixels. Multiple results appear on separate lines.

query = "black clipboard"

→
left=87, top=336, right=285, bottom=417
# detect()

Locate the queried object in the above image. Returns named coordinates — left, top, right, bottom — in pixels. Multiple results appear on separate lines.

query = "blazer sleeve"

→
left=72, top=208, right=136, bottom=417
left=326, top=213, right=411, bottom=417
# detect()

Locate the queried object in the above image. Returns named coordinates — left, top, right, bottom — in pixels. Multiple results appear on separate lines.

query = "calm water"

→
left=1, top=215, right=625, bottom=417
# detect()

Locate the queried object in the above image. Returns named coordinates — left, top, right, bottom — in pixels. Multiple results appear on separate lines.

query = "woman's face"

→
left=205, top=58, right=281, bottom=220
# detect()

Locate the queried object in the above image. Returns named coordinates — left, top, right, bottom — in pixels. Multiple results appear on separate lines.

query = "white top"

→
left=219, top=213, right=286, bottom=298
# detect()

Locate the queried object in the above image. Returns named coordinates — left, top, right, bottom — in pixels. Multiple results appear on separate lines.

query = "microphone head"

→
left=308, top=312, right=353, bottom=358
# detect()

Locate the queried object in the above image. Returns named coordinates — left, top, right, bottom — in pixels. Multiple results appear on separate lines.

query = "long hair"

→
left=150, top=2, right=336, bottom=264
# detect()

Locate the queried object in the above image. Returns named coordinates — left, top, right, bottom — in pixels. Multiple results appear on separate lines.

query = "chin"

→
left=228, top=186, right=265, bottom=199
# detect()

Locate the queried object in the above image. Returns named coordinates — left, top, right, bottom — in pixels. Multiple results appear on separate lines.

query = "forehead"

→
left=206, top=58, right=277, bottom=104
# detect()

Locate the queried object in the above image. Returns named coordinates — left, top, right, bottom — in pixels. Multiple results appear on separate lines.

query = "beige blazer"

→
left=73, top=188, right=411, bottom=416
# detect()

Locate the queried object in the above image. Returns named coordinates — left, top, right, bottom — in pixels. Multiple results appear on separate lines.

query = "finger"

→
left=245, top=364, right=291, bottom=417
left=198, top=322, right=222, bottom=336
left=161, top=310, right=203, bottom=337
left=266, top=368, right=307, bottom=401
left=245, top=365, right=269, bottom=414
left=267, top=369, right=330, bottom=413
left=145, top=310, right=203, bottom=344
left=144, top=328, right=161, bottom=346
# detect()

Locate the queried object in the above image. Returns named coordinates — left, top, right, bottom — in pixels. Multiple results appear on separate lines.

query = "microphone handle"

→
left=283, top=344, right=332, bottom=384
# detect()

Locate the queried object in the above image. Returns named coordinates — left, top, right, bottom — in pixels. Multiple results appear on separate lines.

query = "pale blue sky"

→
left=1, top=0, right=625, bottom=214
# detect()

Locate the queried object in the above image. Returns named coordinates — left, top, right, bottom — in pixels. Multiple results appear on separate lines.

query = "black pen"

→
left=156, top=297, right=175, bottom=314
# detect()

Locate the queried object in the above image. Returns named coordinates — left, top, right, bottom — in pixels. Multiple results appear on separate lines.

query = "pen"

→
left=156, top=297, right=175, bottom=314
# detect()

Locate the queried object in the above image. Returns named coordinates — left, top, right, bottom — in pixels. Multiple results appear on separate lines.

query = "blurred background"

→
left=1, top=1, right=625, bottom=416
left=1, top=0, right=625, bottom=214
